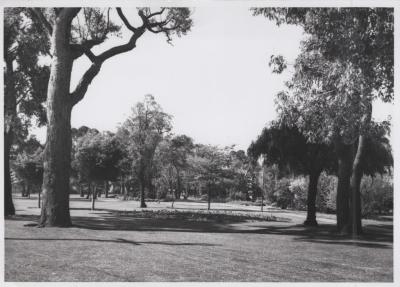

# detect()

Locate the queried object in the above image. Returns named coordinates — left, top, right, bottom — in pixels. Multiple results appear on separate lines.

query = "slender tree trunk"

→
left=39, top=11, right=80, bottom=227
left=335, top=142, right=353, bottom=234
left=91, top=184, right=97, bottom=211
left=304, top=170, right=321, bottom=226
left=27, top=183, right=31, bottom=198
left=79, top=184, right=84, bottom=197
left=207, top=184, right=211, bottom=210
left=105, top=181, right=109, bottom=198
left=349, top=135, right=365, bottom=236
left=86, top=183, right=91, bottom=199
left=176, top=171, right=182, bottom=199
left=38, top=192, right=41, bottom=208
left=22, top=183, right=26, bottom=197
left=4, top=57, right=16, bottom=216
left=4, top=131, right=15, bottom=216
left=140, top=181, right=147, bottom=208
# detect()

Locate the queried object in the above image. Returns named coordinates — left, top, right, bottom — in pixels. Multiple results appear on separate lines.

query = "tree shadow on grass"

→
left=4, top=237, right=220, bottom=247
left=6, top=212, right=392, bottom=250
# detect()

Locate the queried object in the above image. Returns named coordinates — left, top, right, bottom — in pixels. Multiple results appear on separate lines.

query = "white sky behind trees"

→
left=31, top=7, right=393, bottom=151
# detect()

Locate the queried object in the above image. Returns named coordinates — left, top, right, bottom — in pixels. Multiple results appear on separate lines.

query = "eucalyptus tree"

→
left=4, top=8, right=49, bottom=216
left=254, top=8, right=393, bottom=234
left=29, top=8, right=192, bottom=226
left=119, top=95, right=172, bottom=208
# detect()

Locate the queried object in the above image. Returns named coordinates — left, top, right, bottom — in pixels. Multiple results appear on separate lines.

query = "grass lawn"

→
left=5, top=195, right=393, bottom=282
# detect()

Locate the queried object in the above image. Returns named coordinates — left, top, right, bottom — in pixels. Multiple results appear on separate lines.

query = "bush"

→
left=361, top=174, right=393, bottom=216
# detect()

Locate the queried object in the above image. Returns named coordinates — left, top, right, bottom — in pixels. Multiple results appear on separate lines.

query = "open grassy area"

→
left=5, top=195, right=393, bottom=282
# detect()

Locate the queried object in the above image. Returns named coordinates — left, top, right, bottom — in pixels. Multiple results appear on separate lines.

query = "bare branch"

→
left=70, top=63, right=102, bottom=106
left=96, top=28, right=145, bottom=62
left=116, top=8, right=138, bottom=33
left=30, top=8, right=53, bottom=36
left=147, top=8, right=166, bottom=18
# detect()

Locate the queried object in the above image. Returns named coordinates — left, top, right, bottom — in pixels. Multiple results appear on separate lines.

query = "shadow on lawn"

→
left=6, top=213, right=392, bottom=250
left=5, top=237, right=220, bottom=247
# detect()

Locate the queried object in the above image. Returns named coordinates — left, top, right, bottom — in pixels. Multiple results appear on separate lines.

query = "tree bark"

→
left=91, top=184, right=97, bottom=211
left=140, top=182, right=147, bottom=208
left=105, top=181, right=109, bottom=198
left=304, top=169, right=321, bottom=226
left=79, top=184, right=84, bottom=197
left=39, top=10, right=79, bottom=227
left=4, top=57, right=16, bottom=216
left=86, top=183, right=91, bottom=199
left=349, top=135, right=365, bottom=236
left=207, top=184, right=211, bottom=210
left=335, top=142, right=353, bottom=234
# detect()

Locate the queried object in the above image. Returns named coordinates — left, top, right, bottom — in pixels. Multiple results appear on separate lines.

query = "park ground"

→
left=5, top=195, right=393, bottom=282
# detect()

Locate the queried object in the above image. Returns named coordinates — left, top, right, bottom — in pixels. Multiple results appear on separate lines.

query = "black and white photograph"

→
left=1, top=0, right=398, bottom=284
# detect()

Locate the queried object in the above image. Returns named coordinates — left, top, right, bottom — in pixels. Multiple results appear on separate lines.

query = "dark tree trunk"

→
left=39, top=11, right=80, bottom=227
left=4, top=57, right=16, bottom=216
left=38, top=192, right=41, bottom=208
left=140, top=182, right=147, bottom=208
left=86, top=183, right=91, bottom=199
left=22, top=183, right=26, bottom=197
left=105, top=181, right=109, bottom=198
left=4, top=131, right=15, bottom=216
left=79, top=184, right=84, bottom=197
left=176, top=171, right=182, bottom=199
left=350, top=135, right=365, bottom=236
left=207, top=184, right=211, bottom=210
left=91, top=184, right=97, bottom=211
left=304, top=169, right=321, bottom=227
left=27, top=184, right=31, bottom=198
left=335, top=142, right=353, bottom=234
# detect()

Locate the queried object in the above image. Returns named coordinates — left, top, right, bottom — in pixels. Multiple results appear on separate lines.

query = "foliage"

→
left=248, top=121, right=336, bottom=175
left=4, top=8, right=50, bottom=141
left=73, top=131, right=124, bottom=184
left=117, top=95, right=172, bottom=201
left=361, top=175, right=393, bottom=216
left=12, top=145, right=44, bottom=191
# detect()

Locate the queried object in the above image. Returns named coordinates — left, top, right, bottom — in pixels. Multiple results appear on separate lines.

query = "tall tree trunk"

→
left=105, top=181, right=109, bottom=198
left=86, top=183, right=91, bottom=199
left=207, top=183, right=211, bottom=210
left=39, top=11, right=78, bottom=227
left=27, top=183, right=31, bottom=198
left=4, top=57, right=16, bottom=216
left=79, top=184, right=84, bottom=197
left=176, top=171, right=182, bottom=199
left=22, top=183, right=26, bottom=197
left=140, top=181, right=147, bottom=208
left=349, top=135, right=365, bottom=236
left=335, top=141, right=353, bottom=234
left=304, top=169, right=321, bottom=226
left=91, top=184, right=97, bottom=211
left=38, top=191, right=41, bottom=208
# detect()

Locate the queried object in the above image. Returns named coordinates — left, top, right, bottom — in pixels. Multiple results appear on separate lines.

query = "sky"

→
left=31, top=7, right=393, bottom=151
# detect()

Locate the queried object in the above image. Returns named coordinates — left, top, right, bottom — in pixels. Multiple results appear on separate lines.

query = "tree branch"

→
left=96, top=28, right=145, bottom=62
left=70, top=63, right=102, bottom=106
left=147, top=8, right=166, bottom=18
left=30, top=8, right=53, bottom=36
left=70, top=44, right=97, bottom=62
left=116, top=8, right=138, bottom=33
